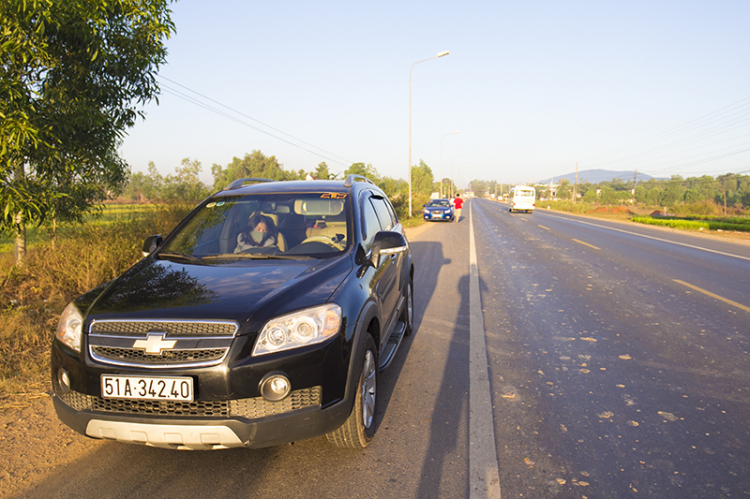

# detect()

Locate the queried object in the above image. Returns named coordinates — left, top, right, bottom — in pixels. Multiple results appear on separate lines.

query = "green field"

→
left=0, top=204, right=161, bottom=254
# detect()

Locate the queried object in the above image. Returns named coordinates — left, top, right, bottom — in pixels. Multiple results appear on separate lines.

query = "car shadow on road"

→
left=375, top=240, right=451, bottom=426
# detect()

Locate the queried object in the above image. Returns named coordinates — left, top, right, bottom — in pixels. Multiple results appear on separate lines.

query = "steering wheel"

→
left=300, top=236, right=345, bottom=251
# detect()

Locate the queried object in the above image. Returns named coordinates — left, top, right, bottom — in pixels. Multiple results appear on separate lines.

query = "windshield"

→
left=161, top=192, right=350, bottom=260
left=427, top=200, right=451, bottom=207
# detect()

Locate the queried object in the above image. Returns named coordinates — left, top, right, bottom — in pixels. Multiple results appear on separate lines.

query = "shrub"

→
left=0, top=204, right=191, bottom=404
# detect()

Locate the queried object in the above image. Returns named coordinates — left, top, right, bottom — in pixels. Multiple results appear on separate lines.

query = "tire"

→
left=404, top=275, right=414, bottom=336
left=327, top=334, right=379, bottom=449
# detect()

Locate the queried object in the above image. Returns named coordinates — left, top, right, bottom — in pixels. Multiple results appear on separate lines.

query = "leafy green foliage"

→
left=0, top=204, right=190, bottom=400
left=211, top=150, right=303, bottom=191
left=0, top=0, right=175, bottom=239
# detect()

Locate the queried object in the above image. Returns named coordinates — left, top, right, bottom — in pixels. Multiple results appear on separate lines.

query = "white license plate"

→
left=431, top=213, right=442, bottom=218
left=101, top=375, right=193, bottom=401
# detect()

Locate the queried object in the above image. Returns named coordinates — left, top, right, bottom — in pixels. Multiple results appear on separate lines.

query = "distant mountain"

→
left=539, top=169, right=666, bottom=185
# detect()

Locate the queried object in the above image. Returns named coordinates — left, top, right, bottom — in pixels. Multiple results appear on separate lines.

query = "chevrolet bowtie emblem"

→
left=133, top=333, right=177, bottom=355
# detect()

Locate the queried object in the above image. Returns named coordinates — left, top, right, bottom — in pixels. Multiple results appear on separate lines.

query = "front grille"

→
left=56, top=386, right=322, bottom=419
left=94, top=398, right=230, bottom=416
left=91, top=347, right=227, bottom=364
left=90, top=320, right=237, bottom=337
left=88, top=319, right=238, bottom=368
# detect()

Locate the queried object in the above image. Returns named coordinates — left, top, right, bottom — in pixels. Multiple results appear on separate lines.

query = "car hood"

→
left=84, top=256, right=353, bottom=334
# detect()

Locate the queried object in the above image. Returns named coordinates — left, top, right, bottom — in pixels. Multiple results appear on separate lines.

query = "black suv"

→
left=51, top=175, right=414, bottom=450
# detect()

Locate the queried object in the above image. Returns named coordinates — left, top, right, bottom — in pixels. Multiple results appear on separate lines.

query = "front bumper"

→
left=423, top=210, right=454, bottom=221
left=52, top=392, right=350, bottom=450
left=50, top=322, right=358, bottom=449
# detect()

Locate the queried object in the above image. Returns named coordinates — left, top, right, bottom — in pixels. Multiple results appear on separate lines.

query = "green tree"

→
left=123, top=171, right=148, bottom=202
left=470, top=179, right=488, bottom=198
left=411, top=160, right=434, bottom=195
left=658, top=175, right=684, bottom=207
left=211, top=150, right=297, bottom=190
left=557, top=179, right=572, bottom=200
left=716, top=173, right=738, bottom=214
left=343, top=163, right=380, bottom=183
left=161, top=158, right=210, bottom=203
left=583, top=189, right=598, bottom=203
left=314, top=161, right=337, bottom=180
left=1, top=0, right=175, bottom=263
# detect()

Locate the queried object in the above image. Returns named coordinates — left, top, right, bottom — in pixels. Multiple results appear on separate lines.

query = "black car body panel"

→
left=50, top=177, right=413, bottom=450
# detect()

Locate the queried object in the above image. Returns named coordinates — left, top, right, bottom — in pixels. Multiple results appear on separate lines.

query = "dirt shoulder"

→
left=1, top=395, right=105, bottom=499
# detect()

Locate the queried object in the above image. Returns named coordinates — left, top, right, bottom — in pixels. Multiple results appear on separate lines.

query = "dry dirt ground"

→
left=1, top=395, right=106, bottom=499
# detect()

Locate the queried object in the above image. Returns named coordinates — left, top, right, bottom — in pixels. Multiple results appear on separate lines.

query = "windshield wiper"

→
left=202, top=253, right=314, bottom=261
left=157, top=252, right=202, bottom=262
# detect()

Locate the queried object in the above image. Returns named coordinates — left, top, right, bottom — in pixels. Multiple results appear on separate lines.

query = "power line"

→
left=569, top=96, right=750, bottom=178
left=581, top=96, right=750, bottom=165
left=157, top=76, right=354, bottom=168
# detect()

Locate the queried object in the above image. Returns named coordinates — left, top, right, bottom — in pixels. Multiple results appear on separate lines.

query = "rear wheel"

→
left=327, top=334, right=378, bottom=449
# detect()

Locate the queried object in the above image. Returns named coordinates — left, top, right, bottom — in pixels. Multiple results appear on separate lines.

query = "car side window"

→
left=361, top=196, right=381, bottom=249
left=370, top=196, right=394, bottom=231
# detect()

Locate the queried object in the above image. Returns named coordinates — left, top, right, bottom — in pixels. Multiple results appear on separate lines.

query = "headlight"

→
left=56, top=302, right=83, bottom=353
left=253, top=304, right=342, bottom=356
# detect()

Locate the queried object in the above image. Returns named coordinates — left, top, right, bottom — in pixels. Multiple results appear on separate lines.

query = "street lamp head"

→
left=437, top=51, right=450, bottom=57
left=453, top=130, right=460, bottom=134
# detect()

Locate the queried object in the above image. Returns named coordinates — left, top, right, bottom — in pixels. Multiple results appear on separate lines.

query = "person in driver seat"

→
left=234, top=213, right=279, bottom=252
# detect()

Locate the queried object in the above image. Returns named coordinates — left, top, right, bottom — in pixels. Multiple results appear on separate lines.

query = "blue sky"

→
left=119, top=0, right=750, bottom=188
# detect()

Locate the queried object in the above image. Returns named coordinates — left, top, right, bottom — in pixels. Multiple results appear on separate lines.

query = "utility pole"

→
left=573, top=163, right=579, bottom=203
left=632, top=169, right=638, bottom=205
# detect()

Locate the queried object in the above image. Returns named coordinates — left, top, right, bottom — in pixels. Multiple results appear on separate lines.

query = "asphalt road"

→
left=19, top=199, right=750, bottom=499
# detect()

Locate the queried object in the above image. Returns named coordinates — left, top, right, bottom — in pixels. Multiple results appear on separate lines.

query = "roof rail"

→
left=343, top=174, right=375, bottom=187
left=227, top=178, right=276, bottom=190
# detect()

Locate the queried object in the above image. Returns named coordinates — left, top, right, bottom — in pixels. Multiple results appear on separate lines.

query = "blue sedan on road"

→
left=423, top=199, right=454, bottom=222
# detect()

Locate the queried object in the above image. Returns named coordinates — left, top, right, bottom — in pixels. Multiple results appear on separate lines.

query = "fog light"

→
left=58, top=368, right=71, bottom=394
left=260, top=374, right=291, bottom=402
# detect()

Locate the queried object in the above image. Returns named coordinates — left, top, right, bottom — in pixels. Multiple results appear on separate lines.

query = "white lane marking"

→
left=541, top=211, right=750, bottom=262
left=469, top=203, right=502, bottom=499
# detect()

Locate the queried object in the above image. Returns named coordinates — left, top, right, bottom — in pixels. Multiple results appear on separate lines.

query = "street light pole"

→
left=440, top=130, right=459, bottom=198
left=409, top=51, right=449, bottom=217
left=451, top=153, right=464, bottom=199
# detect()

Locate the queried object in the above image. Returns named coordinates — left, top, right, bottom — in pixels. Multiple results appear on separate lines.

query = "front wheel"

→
left=327, top=334, right=379, bottom=449
left=404, top=276, right=414, bottom=336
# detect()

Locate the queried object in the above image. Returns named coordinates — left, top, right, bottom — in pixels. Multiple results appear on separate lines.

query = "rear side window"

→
left=362, top=198, right=381, bottom=249
left=370, top=197, right=395, bottom=231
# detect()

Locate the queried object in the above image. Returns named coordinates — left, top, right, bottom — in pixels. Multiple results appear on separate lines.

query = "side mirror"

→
left=142, top=235, right=163, bottom=257
left=370, top=231, right=407, bottom=269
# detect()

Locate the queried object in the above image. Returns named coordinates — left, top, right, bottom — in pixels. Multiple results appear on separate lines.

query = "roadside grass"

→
left=631, top=215, right=750, bottom=233
left=401, top=216, right=426, bottom=229
left=0, top=204, right=191, bottom=409
left=534, top=200, right=641, bottom=220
